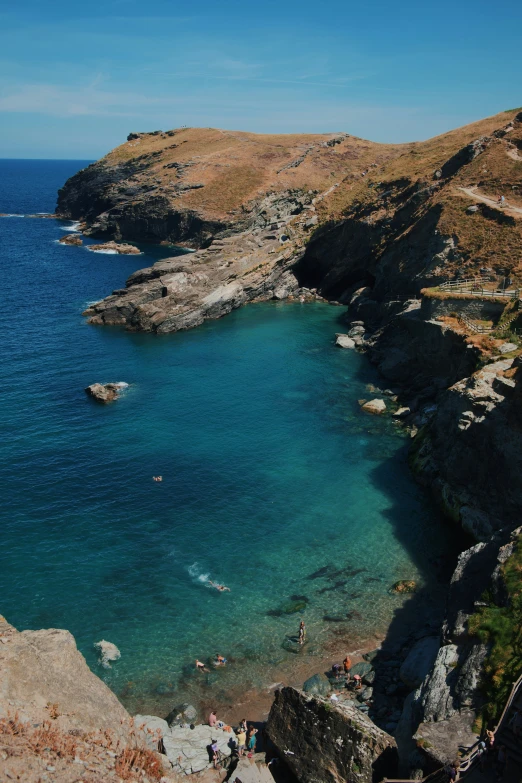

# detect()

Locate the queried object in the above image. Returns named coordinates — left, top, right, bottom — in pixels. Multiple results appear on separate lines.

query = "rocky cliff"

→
left=0, top=616, right=175, bottom=782
left=266, top=687, right=398, bottom=783
left=58, top=111, right=522, bottom=337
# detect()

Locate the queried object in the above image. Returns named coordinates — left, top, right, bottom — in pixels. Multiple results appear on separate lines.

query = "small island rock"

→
left=335, top=333, right=356, bottom=349
left=393, top=407, right=411, bottom=418
left=85, top=382, right=128, bottom=403
left=88, top=241, right=141, bottom=255
left=59, top=234, right=83, bottom=246
left=361, top=398, right=386, bottom=414
left=94, top=640, right=121, bottom=668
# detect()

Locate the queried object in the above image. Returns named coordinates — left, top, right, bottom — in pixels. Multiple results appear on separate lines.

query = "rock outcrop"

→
left=85, top=382, right=128, bottom=402
left=411, top=356, right=522, bottom=538
left=361, top=398, right=386, bottom=415
left=88, top=241, right=141, bottom=254
left=0, top=616, right=130, bottom=739
left=404, top=529, right=521, bottom=765
left=59, top=233, right=82, bottom=246
left=266, top=686, right=398, bottom=783
left=81, top=235, right=309, bottom=333
left=335, top=333, right=356, bottom=348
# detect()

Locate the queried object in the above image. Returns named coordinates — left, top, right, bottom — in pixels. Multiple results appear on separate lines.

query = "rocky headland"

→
left=11, top=107, right=520, bottom=780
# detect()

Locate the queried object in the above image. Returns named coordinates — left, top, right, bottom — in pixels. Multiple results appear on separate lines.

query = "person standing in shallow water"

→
left=298, top=620, right=306, bottom=645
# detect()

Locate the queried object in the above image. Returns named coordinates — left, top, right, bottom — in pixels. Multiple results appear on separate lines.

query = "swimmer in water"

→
left=215, top=654, right=226, bottom=665
left=208, top=580, right=230, bottom=592
left=195, top=659, right=208, bottom=672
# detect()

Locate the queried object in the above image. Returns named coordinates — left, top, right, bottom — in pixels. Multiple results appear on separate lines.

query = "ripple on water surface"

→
left=0, top=160, right=460, bottom=716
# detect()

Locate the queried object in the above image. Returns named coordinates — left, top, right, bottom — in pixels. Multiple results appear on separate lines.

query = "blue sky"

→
left=1, top=0, right=521, bottom=158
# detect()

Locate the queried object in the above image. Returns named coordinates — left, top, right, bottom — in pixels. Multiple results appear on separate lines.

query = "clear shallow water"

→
left=0, top=160, right=458, bottom=716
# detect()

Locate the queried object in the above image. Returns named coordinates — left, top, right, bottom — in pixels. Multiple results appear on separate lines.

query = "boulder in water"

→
left=361, top=398, right=386, bottom=415
left=59, top=234, right=82, bottom=246
left=335, top=333, right=356, bottom=349
left=94, top=640, right=121, bottom=668
left=85, top=382, right=128, bottom=403
left=391, top=579, right=417, bottom=594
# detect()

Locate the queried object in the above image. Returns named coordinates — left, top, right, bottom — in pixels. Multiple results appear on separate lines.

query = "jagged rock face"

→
left=411, top=358, right=522, bottom=538
left=82, top=235, right=310, bottom=333
left=411, top=531, right=521, bottom=764
left=0, top=616, right=130, bottom=740
left=266, top=687, right=398, bottom=783
left=360, top=303, right=480, bottom=393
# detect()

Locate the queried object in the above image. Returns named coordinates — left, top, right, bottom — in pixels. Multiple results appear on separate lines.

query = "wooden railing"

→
left=439, top=278, right=484, bottom=289
left=382, top=673, right=522, bottom=783
left=438, top=280, right=520, bottom=299
left=456, top=314, right=493, bottom=334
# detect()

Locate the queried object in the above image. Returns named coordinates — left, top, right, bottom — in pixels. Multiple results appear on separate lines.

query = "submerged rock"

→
left=94, top=639, right=121, bottom=668
left=361, top=398, right=386, bottom=414
left=391, top=580, right=417, bottom=594
left=59, top=233, right=83, bottom=246
left=85, top=382, right=128, bottom=403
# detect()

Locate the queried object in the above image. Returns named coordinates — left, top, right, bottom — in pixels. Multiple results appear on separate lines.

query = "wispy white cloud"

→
left=0, top=83, right=180, bottom=117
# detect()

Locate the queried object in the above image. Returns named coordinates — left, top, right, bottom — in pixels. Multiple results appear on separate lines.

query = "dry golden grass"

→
left=0, top=714, right=163, bottom=783
left=100, top=127, right=405, bottom=219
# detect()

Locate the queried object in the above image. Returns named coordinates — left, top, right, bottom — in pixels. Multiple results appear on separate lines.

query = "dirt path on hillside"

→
left=506, top=145, right=522, bottom=161
left=458, top=186, right=522, bottom=216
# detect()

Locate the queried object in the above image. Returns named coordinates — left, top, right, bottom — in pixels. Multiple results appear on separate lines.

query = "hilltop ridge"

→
left=57, top=109, right=522, bottom=335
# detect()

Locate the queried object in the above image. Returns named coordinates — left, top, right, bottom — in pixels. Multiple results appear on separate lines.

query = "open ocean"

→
left=0, top=159, right=461, bottom=717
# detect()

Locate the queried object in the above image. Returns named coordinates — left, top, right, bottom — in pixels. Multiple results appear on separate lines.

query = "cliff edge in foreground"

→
left=0, top=616, right=168, bottom=782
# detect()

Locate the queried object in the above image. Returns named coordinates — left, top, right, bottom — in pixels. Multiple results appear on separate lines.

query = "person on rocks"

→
left=236, top=727, right=247, bottom=756
left=486, top=728, right=495, bottom=755
left=239, top=718, right=248, bottom=733
left=477, top=740, right=487, bottom=772
left=332, top=663, right=342, bottom=679
left=209, top=711, right=218, bottom=727
left=446, top=761, right=459, bottom=782
left=298, top=621, right=306, bottom=645
left=343, top=655, right=351, bottom=674
left=247, top=726, right=258, bottom=754
left=353, top=674, right=362, bottom=689
left=211, top=740, right=220, bottom=769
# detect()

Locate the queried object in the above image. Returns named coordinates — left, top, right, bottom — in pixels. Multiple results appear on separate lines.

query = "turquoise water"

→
left=0, top=161, right=457, bottom=716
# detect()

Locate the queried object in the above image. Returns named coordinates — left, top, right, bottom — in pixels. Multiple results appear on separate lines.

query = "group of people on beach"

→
left=208, top=712, right=258, bottom=768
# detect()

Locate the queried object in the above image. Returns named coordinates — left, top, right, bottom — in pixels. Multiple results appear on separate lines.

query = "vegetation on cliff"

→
left=468, top=533, right=522, bottom=723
